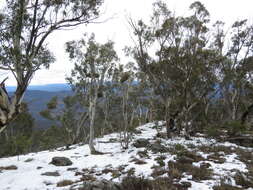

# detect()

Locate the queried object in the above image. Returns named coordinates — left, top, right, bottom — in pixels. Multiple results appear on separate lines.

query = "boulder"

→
left=0, top=165, right=18, bottom=171
left=133, top=138, right=149, bottom=148
left=50, top=157, right=73, bottom=166
left=180, top=181, right=192, bottom=188
left=148, top=143, right=169, bottom=153
left=200, top=162, right=211, bottom=169
left=41, top=171, right=60, bottom=177
left=177, top=156, right=194, bottom=164
left=80, top=180, right=121, bottom=190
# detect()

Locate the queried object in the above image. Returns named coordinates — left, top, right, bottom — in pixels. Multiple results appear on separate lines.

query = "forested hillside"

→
left=23, top=90, right=72, bottom=129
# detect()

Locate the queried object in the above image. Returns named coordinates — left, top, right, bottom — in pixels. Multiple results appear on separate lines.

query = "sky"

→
left=1, top=0, right=253, bottom=86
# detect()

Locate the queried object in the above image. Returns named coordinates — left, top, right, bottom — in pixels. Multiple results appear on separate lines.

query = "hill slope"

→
left=7, top=84, right=73, bottom=129
left=0, top=122, right=252, bottom=190
left=7, top=84, right=71, bottom=92
left=23, top=90, right=73, bottom=129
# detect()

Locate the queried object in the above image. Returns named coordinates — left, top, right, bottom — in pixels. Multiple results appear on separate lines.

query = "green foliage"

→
left=0, top=135, right=32, bottom=157
left=224, top=121, right=247, bottom=136
left=174, top=144, right=186, bottom=152
left=40, top=110, right=53, bottom=120
left=47, top=96, right=58, bottom=109
left=0, top=0, right=104, bottom=135
left=0, top=102, right=34, bottom=157
left=205, top=126, right=221, bottom=138
left=40, top=95, right=85, bottom=147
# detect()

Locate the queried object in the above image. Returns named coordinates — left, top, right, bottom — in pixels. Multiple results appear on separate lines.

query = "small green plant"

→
left=155, top=155, right=166, bottom=167
left=224, top=121, right=246, bottom=136
left=206, top=126, right=220, bottom=138
left=174, top=144, right=186, bottom=152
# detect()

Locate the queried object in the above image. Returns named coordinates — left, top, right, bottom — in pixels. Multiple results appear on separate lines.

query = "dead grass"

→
left=207, top=153, right=226, bottom=164
left=198, top=145, right=232, bottom=154
left=0, top=165, right=17, bottom=170
left=121, top=176, right=188, bottom=190
left=168, top=161, right=213, bottom=181
left=130, top=158, right=147, bottom=165
left=234, top=171, right=253, bottom=188
left=155, top=155, right=166, bottom=167
left=101, top=168, right=121, bottom=178
left=57, top=180, right=74, bottom=187
left=79, top=174, right=96, bottom=181
left=191, top=165, right=213, bottom=181
left=151, top=167, right=167, bottom=178
left=168, top=167, right=182, bottom=179
left=235, top=148, right=253, bottom=165
left=122, top=167, right=135, bottom=176
left=213, top=184, right=243, bottom=190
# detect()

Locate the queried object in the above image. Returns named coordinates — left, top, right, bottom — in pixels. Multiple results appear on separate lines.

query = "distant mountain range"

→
left=6, top=83, right=72, bottom=92
left=7, top=84, right=73, bottom=130
left=24, top=90, right=73, bottom=129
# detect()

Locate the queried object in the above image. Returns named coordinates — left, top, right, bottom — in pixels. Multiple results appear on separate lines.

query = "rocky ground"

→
left=0, top=122, right=252, bottom=190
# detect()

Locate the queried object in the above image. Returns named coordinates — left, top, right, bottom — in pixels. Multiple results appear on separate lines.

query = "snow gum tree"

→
left=66, top=34, right=119, bottom=154
left=0, top=0, right=103, bottom=133
left=128, top=1, right=219, bottom=137
left=217, top=20, right=253, bottom=122
left=40, top=95, right=88, bottom=148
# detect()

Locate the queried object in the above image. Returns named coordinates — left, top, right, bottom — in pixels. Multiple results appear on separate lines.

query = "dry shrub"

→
left=234, top=171, right=253, bottom=188
left=151, top=167, right=167, bottom=178
left=207, top=153, right=226, bottom=164
left=168, top=161, right=213, bottom=181
left=57, top=180, right=74, bottom=187
left=121, top=176, right=187, bottom=190
left=0, top=165, right=17, bottom=170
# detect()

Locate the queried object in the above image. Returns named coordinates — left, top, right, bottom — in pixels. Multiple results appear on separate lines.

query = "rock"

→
left=67, top=167, right=78, bottom=171
left=137, top=150, right=149, bottom=158
left=133, top=138, right=149, bottom=148
left=0, top=165, right=18, bottom=171
left=148, top=143, right=169, bottom=153
left=50, top=157, right=73, bottom=166
left=80, top=180, right=121, bottom=190
left=80, top=174, right=96, bottom=181
left=43, top=181, right=53, bottom=186
left=57, top=180, right=74, bottom=187
left=151, top=167, right=167, bottom=178
left=207, top=154, right=226, bottom=164
left=200, top=162, right=211, bottom=169
left=156, top=132, right=167, bottom=139
left=24, top=158, right=34, bottom=162
left=181, top=181, right=192, bottom=188
left=41, top=171, right=60, bottom=177
left=177, top=156, right=194, bottom=164
left=133, top=129, right=142, bottom=134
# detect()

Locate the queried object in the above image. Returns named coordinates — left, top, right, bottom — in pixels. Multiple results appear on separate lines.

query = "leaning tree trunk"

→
left=241, top=103, right=253, bottom=125
left=73, top=112, right=88, bottom=144
left=0, top=78, right=28, bottom=134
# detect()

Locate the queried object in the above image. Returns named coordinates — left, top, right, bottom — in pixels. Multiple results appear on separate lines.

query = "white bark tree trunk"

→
left=89, top=86, right=98, bottom=154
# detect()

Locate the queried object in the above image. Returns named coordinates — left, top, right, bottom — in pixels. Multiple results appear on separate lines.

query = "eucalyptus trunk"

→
left=89, top=86, right=98, bottom=154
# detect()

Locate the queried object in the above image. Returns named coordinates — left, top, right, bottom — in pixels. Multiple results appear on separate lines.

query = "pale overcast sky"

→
left=1, top=0, right=253, bottom=85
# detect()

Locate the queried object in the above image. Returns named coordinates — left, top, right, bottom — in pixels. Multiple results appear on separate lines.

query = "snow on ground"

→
left=0, top=121, right=252, bottom=190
